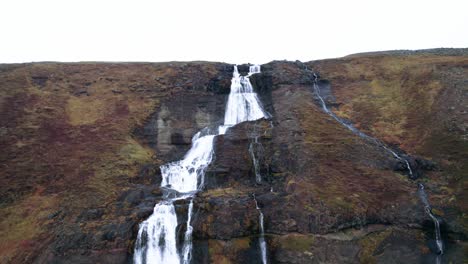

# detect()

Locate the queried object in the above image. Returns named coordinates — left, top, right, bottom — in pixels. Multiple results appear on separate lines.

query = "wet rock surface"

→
left=0, top=50, right=467, bottom=263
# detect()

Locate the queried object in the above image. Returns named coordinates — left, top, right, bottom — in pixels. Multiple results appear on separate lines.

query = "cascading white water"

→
left=224, top=66, right=269, bottom=127
left=253, top=195, right=268, bottom=264
left=134, top=203, right=181, bottom=264
left=160, top=135, right=216, bottom=192
left=418, top=183, right=444, bottom=256
left=134, top=65, right=269, bottom=264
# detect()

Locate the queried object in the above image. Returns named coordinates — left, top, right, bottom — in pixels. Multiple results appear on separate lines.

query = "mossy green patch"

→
left=201, top=187, right=246, bottom=198
left=277, top=233, right=315, bottom=252
left=0, top=194, right=57, bottom=260
left=358, top=229, right=392, bottom=264
left=66, top=96, right=108, bottom=126
left=232, top=237, right=251, bottom=251
left=119, top=138, right=153, bottom=163
left=208, top=240, right=233, bottom=264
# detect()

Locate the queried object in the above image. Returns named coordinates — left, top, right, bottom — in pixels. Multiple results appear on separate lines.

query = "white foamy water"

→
left=224, top=66, right=269, bottom=127
left=134, top=203, right=180, bottom=264
left=134, top=65, right=268, bottom=264
left=161, top=135, right=216, bottom=193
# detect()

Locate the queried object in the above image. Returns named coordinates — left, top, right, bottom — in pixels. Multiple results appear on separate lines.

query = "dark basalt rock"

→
left=77, top=208, right=104, bottom=221
left=132, top=88, right=227, bottom=162
left=31, top=75, right=48, bottom=87
left=1, top=51, right=466, bottom=263
left=204, top=119, right=273, bottom=189
left=193, top=195, right=258, bottom=240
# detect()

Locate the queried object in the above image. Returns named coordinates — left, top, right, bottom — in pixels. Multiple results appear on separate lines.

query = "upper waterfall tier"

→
left=224, top=65, right=269, bottom=126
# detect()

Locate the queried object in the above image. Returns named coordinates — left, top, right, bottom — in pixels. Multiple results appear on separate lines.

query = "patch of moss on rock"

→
left=277, top=233, right=315, bottom=252
left=358, top=229, right=392, bottom=264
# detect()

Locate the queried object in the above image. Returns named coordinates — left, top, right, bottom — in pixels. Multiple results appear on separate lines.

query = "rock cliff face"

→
left=0, top=49, right=467, bottom=263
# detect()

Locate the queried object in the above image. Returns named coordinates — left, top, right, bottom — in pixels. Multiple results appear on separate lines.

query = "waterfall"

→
left=181, top=199, right=194, bottom=264
left=303, top=63, right=445, bottom=260
left=308, top=69, right=414, bottom=177
left=253, top=195, right=268, bottom=264
left=248, top=117, right=271, bottom=184
left=223, top=66, right=269, bottom=127
left=418, top=183, right=444, bottom=256
left=249, top=136, right=263, bottom=183
left=134, top=65, right=269, bottom=264
left=160, top=135, right=216, bottom=192
left=134, top=202, right=180, bottom=264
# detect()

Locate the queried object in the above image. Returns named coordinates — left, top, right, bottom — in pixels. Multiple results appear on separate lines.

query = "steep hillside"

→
left=309, top=51, right=467, bottom=234
left=0, top=49, right=466, bottom=263
left=0, top=62, right=232, bottom=263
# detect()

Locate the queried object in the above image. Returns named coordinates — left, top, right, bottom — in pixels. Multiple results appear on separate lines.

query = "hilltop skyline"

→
left=1, top=0, right=467, bottom=64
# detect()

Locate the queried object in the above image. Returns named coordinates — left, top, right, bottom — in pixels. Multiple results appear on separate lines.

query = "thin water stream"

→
left=310, top=71, right=414, bottom=177
left=300, top=62, right=444, bottom=262
left=253, top=194, right=268, bottom=264
left=418, top=183, right=444, bottom=255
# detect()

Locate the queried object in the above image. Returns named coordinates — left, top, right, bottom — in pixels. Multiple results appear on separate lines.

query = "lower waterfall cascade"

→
left=133, top=65, right=270, bottom=264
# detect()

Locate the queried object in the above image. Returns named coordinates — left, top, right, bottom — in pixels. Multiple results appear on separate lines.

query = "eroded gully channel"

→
left=133, top=65, right=270, bottom=264
left=299, top=62, right=444, bottom=262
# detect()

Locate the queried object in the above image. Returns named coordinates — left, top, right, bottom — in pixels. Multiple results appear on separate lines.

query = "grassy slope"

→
left=309, top=53, right=468, bottom=233
left=0, top=62, right=223, bottom=262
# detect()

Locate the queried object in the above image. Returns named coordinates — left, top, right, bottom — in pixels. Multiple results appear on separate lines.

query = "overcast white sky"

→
left=1, top=0, right=467, bottom=64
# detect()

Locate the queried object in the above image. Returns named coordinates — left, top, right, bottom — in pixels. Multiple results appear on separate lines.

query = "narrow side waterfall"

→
left=309, top=70, right=414, bottom=177
left=181, top=199, right=194, bottom=264
left=303, top=63, right=445, bottom=261
left=134, top=65, right=269, bottom=264
left=253, top=195, right=268, bottom=264
left=248, top=119, right=272, bottom=184
left=418, top=184, right=444, bottom=256
left=249, top=136, right=263, bottom=183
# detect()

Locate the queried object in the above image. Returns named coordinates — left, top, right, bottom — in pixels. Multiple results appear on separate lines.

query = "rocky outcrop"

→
left=0, top=50, right=467, bottom=263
